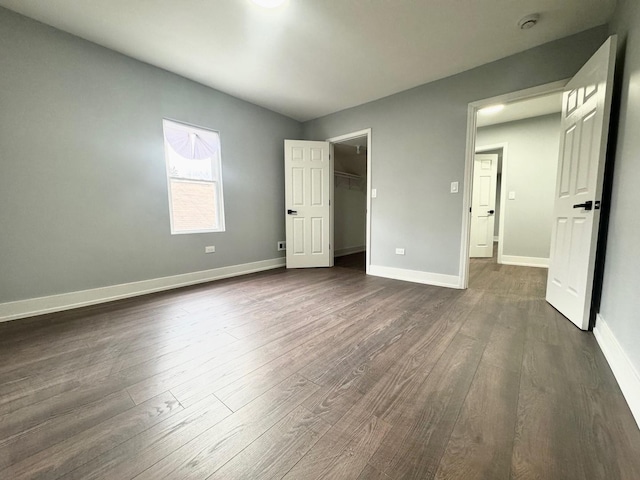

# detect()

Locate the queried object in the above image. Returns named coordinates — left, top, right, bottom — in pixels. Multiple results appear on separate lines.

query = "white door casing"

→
left=470, top=153, right=498, bottom=257
left=546, top=36, right=617, bottom=330
left=284, top=140, right=333, bottom=268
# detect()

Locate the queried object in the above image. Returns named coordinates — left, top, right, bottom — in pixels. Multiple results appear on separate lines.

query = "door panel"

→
left=470, top=153, right=498, bottom=258
left=545, top=36, right=617, bottom=330
left=284, top=140, right=332, bottom=268
left=292, top=217, right=305, bottom=255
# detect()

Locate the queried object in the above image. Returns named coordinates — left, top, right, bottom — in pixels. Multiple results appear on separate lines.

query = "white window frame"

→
left=162, top=119, right=226, bottom=235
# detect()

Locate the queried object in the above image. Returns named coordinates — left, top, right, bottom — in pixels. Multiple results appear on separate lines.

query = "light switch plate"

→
left=395, top=248, right=405, bottom=255
left=371, top=188, right=377, bottom=198
left=450, top=181, right=459, bottom=193
left=508, top=191, right=516, bottom=200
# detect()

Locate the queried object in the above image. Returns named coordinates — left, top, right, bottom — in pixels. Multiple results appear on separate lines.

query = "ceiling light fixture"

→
left=518, top=14, right=540, bottom=30
left=251, top=0, right=286, bottom=8
left=479, top=104, right=505, bottom=115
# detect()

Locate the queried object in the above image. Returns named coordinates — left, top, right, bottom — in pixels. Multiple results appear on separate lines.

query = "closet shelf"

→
left=334, top=170, right=362, bottom=180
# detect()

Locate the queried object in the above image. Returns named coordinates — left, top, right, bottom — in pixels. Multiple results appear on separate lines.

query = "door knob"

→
left=287, top=209, right=298, bottom=215
left=488, top=210, right=495, bottom=215
left=573, top=200, right=593, bottom=211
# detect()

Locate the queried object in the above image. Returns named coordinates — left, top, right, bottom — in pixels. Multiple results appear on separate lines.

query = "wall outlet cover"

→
left=205, top=246, right=216, bottom=254
left=395, top=248, right=405, bottom=255
left=277, top=241, right=286, bottom=251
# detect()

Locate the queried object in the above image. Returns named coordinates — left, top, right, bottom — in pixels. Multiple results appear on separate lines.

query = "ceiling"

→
left=0, top=0, right=616, bottom=121
left=477, top=91, right=563, bottom=127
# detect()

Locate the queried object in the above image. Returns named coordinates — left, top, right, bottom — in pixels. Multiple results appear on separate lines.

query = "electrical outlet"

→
left=277, top=241, right=286, bottom=251
left=395, top=248, right=405, bottom=255
left=205, top=246, right=215, bottom=254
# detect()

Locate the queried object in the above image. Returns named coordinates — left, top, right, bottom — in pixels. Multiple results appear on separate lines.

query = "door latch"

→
left=287, top=209, right=298, bottom=215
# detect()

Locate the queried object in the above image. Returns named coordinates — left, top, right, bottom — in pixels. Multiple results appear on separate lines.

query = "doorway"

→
left=460, top=81, right=567, bottom=288
left=327, top=129, right=372, bottom=274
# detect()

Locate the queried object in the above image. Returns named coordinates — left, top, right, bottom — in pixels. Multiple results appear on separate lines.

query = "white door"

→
left=546, top=36, right=617, bottom=330
left=470, top=153, right=498, bottom=257
left=284, top=140, right=333, bottom=268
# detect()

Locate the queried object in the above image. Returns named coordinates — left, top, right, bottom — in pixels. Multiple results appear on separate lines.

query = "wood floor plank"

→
left=281, top=405, right=391, bottom=480
left=571, top=384, right=640, bottom=480
left=208, top=405, right=330, bottom=480
left=165, top=311, right=363, bottom=409
left=1, top=391, right=182, bottom=480
left=356, top=463, right=393, bottom=480
left=358, top=290, right=482, bottom=424
left=133, top=373, right=318, bottom=479
left=522, top=335, right=618, bottom=393
left=0, top=379, right=128, bottom=441
left=368, top=333, right=485, bottom=479
left=434, top=363, right=520, bottom=480
left=59, top=394, right=232, bottom=480
left=0, top=329, right=236, bottom=415
left=479, top=323, right=526, bottom=374
left=215, top=286, right=436, bottom=413
left=510, top=372, right=587, bottom=480
left=212, top=310, right=376, bottom=412
left=0, top=389, right=133, bottom=470
left=165, top=287, right=396, bottom=410
left=299, top=289, right=474, bottom=426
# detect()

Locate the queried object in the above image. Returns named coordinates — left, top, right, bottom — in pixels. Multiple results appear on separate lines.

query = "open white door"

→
left=546, top=36, right=617, bottom=330
left=470, top=153, right=498, bottom=257
left=284, top=140, right=333, bottom=268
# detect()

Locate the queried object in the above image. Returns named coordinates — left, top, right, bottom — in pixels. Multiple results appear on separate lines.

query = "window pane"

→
left=167, top=150, right=215, bottom=181
left=170, top=179, right=217, bottom=232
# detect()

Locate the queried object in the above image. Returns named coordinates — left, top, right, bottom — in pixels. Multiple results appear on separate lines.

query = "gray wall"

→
left=601, top=0, right=640, bottom=372
left=303, top=27, right=608, bottom=277
left=0, top=8, right=301, bottom=303
left=476, top=114, right=561, bottom=259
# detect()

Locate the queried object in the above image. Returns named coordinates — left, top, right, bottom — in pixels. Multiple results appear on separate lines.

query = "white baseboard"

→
left=369, top=265, right=461, bottom=289
left=500, top=255, right=549, bottom=268
left=594, top=314, right=640, bottom=429
left=334, top=245, right=366, bottom=257
left=0, top=258, right=286, bottom=323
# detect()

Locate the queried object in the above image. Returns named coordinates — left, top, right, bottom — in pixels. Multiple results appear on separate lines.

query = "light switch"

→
left=371, top=188, right=377, bottom=198
left=450, top=181, right=459, bottom=193
left=508, top=191, right=516, bottom=200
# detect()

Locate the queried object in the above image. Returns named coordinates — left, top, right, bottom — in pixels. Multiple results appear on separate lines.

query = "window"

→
left=162, top=119, right=225, bottom=234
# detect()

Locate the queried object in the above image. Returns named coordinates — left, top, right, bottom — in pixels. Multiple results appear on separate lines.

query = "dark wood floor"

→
left=1, top=253, right=639, bottom=479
